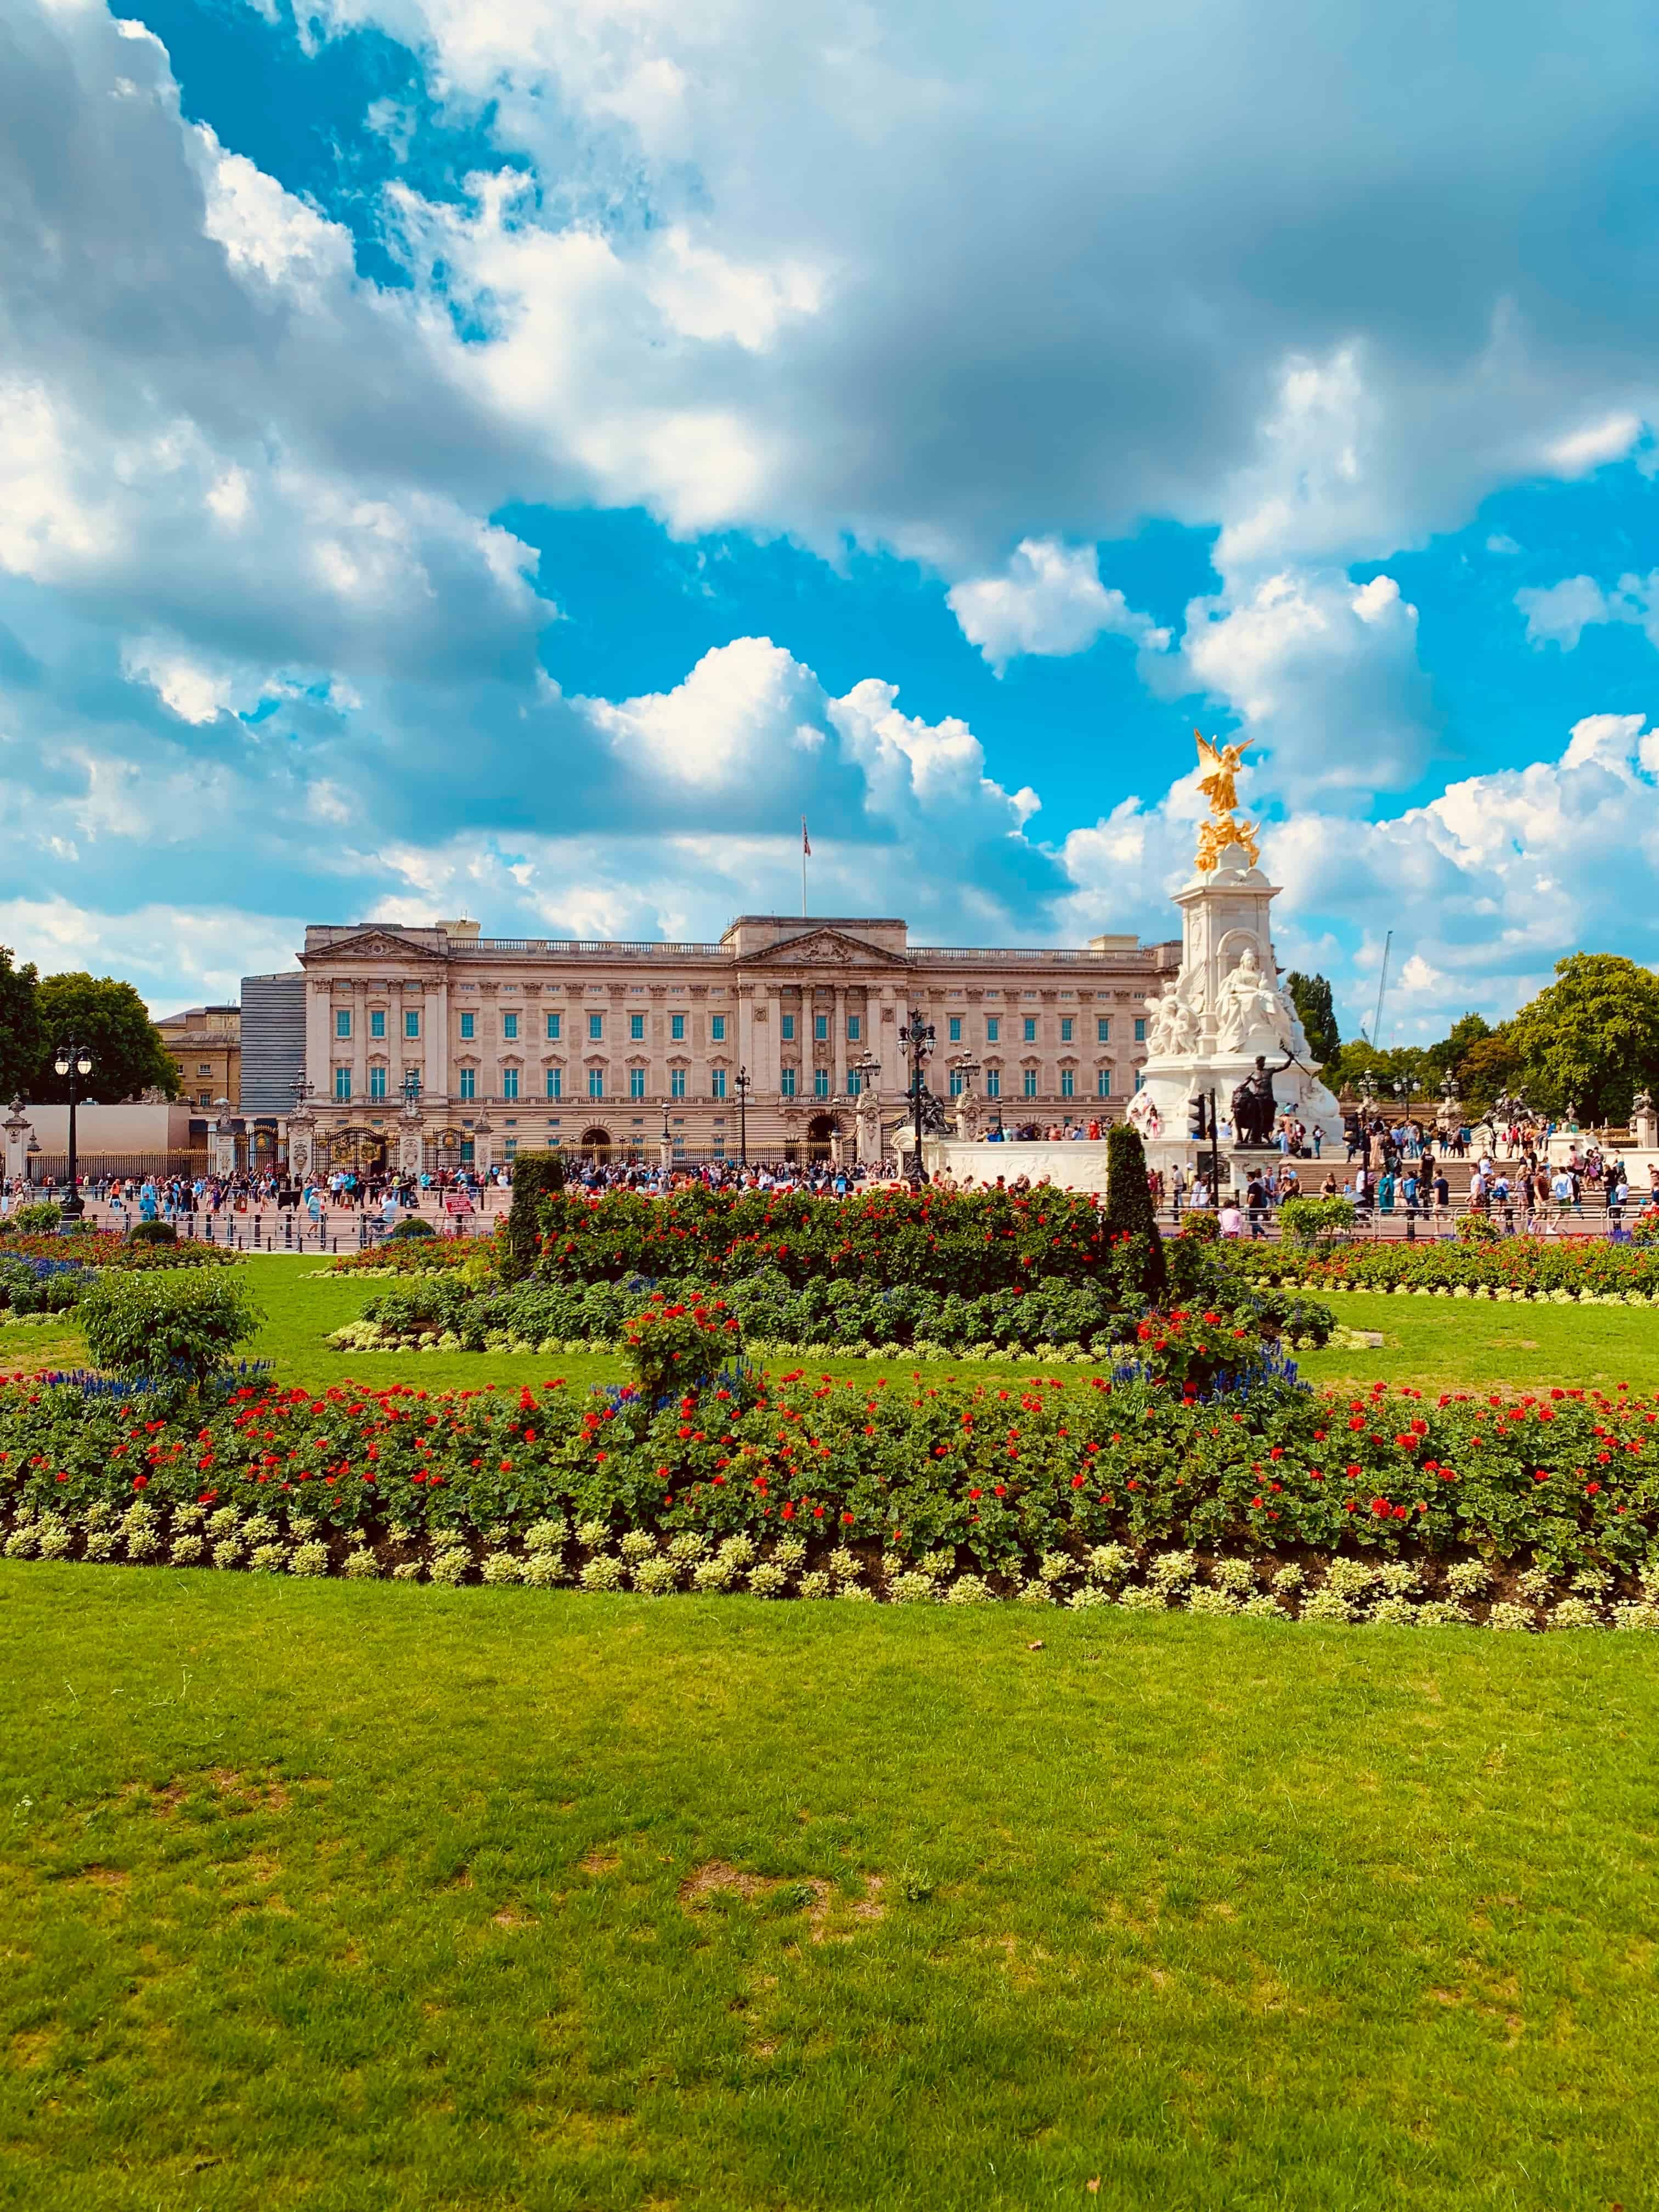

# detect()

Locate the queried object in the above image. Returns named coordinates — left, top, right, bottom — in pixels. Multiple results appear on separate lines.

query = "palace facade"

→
left=287, top=914, right=1182, bottom=1171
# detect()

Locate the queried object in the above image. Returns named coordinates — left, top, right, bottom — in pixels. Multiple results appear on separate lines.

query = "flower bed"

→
left=0, top=1237, right=238, bottom=1319
left=325, top=1265, right=1334, bottom=1362
left=330, top=1233, right=496, bottom=1276
left=4, top=1348, right=1657, bottom=1626
left=0, top=1230, right=236, bottom=1270
left=421, top=1186, right=1139, bottom=1296
left=1226, top=1236, right=1659, bottom=1301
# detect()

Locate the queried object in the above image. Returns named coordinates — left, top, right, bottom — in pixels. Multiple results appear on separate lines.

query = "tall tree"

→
left=1104, top=1122, right=1167, bottom=1299
left=31, top=973, right=181, bottom=1104
left=0, top=946, right=41, bottom=1103
left=1426, top=1011, right=1493, bottom=1086
left=1457, top=1030, right=1519, bottom=1111
left=1284, top=971, right=1340, bottom=1065
left=1506, top=953, right=1659, bottom=1123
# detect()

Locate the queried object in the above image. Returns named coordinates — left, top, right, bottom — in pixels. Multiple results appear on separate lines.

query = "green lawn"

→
left=3, top=1567, right=1656, bottom=2211
left=6, top=1262, right=1657, bottom=1398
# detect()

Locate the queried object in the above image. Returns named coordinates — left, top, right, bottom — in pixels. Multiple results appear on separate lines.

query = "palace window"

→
left=503, top=1013, right=518, bottom=1041
left=588, top=1067, right=605, bottom=1098
left=814, top=1013, right=828, bottom=1042
left=1097, top=1018, right=1110, bottom=1043
left=546, top=1013, right=561, bottom=1041
left=1060, top=1017, right=1074, bottom=1042
left=630, top=1068, right=646, bottom=1100
left=711, top=1068, right=726, bottom=1099
left=985, top=1069, right=1001, bottom=1098
left=335, top=1009, right=352, bottom=1039
left=1023, top=1068, right=1039, bottom=1098
left=847, top=1014, right=861, bottom=1042
left=814, top=1068, right=830, bottom=1097
left=459, top=1068, right=476, bottom=1102
left=546, top=1067, right=562, bottom=1099
left=588, top=1014, right=603, bottom=1042
left=501, top=1067, right=519, bottom=1102
left=370, top=1010, right=386, bottom=1040
left=1134, top=1018, right=1147, bottom=1042
left=670, top=1013, right=685, bottom=1041
left=710, top=1014, right=726, bottom=1041
left=781, top=1066, right=797, bottom=1098
left=781, top=1014, right=796, bottom=1041
left=986, top=1017, right=999, bottom=1042
left=948, top=1017, right=962, bottom=1042
left=334, top=1066, right=351, bottom=1101
left=1060, top=1068, right=1075, bottom=1098
left=1023, top=1017, right=1037, bottom=1042
left=670, top=1068, right=687, bottom=1099
left=949, top=1068, right=966, bottom=1097
left=369, top=1065, right=387, bottom=1101
left=1097, top=1068, right=1111, bottom=1098
left=633, top=1013, right=647, bottom=1041
left=405, top=1011, right=420, bottom=1040
left=1134, top=1068, right=1145, bottom=1092
left=459, top=1012, right=475, bottom=1040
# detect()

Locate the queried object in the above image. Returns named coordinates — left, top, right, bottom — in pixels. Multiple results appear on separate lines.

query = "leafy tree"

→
left=31, top=973, right=181, bottom=1103
left=1284, top=971, right=1340, bottom=1065
left=1425, top=1011, right=1493, bottom=1086
left=1505, top=953, right=1659, bottom=1124
left=1104, top=1123, right=1167, bottom=1299
left=1454, top=1029, right=1519, bottom=1112
left=0, top=946, right=41, bottom=1102
left=1328, top=1038, right=1432, bottom=1100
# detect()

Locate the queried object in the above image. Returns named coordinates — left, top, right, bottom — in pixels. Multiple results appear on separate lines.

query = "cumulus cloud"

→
left=946, top=540, right=1169, bottom=674
left=1517, top=570, right=1659, bottom=652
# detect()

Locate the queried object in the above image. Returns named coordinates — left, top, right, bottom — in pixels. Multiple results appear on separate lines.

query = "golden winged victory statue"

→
left=1192, top=727, right=1260, bottom=870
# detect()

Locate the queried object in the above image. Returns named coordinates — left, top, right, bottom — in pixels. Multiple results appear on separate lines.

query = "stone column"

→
left=3, top=1101, right=32, bottom=1183
left=472, top=1115, right=494, bottom=1175
left=287, top=1106, right=316, bottom=1182
left=832, top=985, right=846, bottom=1098
left=212, top=1104, right=238, bottom=1177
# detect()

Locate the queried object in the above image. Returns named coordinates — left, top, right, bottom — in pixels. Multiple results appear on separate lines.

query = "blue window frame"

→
left=458, top=1068, right=476, bottom=1102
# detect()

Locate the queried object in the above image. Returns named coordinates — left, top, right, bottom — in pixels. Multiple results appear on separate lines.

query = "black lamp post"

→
left=53, top=1038, right=93, bottom=1218
left=735, top=1065, right=752, bottom=1166
left=902, top=1007, right=935, bottom=1186
left=400, top=1070, right=422, bottom=1111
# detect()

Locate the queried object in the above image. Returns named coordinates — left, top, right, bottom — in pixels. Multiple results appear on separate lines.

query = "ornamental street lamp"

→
left=951, top=1056, right=981, bottom=1109
left=53, top=1038, right=93, bottom=1218
left=400, top=1069, right=422, bottom=1110
left=901, top=1007, right=935, bottom=1186
left=735, top=1065, right=752, bottom=1166
left=290, top=1070, right=317, bottom=1111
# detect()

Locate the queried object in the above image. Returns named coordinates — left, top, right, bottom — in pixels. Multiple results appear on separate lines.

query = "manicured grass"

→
left=6, top=1265, right=1659, bottom=1398
left=1296, top=1291, right=1659, bottom=1396
left=3, top=1566, right=1657, bottom=2210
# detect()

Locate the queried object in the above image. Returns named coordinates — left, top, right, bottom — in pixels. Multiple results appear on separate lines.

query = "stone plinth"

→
left=1125, top=844, right=1344, bottom=1160
left=918, top=1136, right=1112, bottom=1192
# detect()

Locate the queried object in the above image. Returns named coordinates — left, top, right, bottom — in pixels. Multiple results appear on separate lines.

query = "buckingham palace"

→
left=246, top=913, right=1182, bottom=1173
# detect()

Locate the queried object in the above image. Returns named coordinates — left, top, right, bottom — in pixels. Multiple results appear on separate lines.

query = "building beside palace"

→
left=153, top=1003, right=241, bottom=1109
left=250, top=914, right=1181, bottom=1172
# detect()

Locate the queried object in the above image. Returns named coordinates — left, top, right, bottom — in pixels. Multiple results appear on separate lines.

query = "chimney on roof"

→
left=440, top=918, right=481, bottom=941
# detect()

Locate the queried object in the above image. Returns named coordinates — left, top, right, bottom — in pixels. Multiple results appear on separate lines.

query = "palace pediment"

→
left=736, top=927, right=898, bottom=969
left=300, top=928, right=448, bottom=966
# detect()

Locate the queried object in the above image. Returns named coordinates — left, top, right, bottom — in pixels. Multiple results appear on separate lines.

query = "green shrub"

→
left=80, top=1269, right=261, bottom=1392
left=388, top=1216, right=435, bottom=1239
left=11, top=1201, right=62, bottom=1234
left=1279, top=1196, right=1356, bottom=1245
left=128, top=1220, right=178, bottom=1246
left=1104, top=1124, right=1167, bottom=1299
left=502, top=1150, right=567, bottom=1282
left=623, top=1290, right=743, bottom=1400
left=1457, top=1212, right=1502, bottom=1245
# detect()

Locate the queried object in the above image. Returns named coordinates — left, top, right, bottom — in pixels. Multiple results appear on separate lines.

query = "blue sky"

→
left=5, top=0, right=1659, bottom=1044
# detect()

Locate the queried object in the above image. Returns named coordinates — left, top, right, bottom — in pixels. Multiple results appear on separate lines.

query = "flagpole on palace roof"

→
left=802, top=816, right=810, bottom=917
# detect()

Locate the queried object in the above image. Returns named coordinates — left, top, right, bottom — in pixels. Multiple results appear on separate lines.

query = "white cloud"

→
left=946, top=539, right=1169, bottom=673
left=1517, top=569, right=1659, bottom=652
left=1175, top=567, right=1432, bottom=804
left=1545, top=413, right=1643, bottom=477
